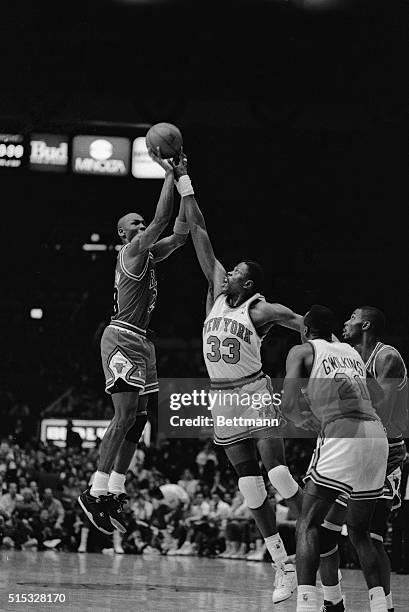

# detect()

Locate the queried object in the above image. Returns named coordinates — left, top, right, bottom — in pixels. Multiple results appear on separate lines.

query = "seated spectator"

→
left=177, top=469, right=199, bottom=498
left=219, top=491, right=252, bottom=559
left=42, top=488, right=65, bottom=533
left=14, top=488, right=41, bottom=521
left=0, top=483, right=23, bottom=518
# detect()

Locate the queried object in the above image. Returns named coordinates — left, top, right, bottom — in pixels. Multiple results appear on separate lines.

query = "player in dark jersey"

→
left=319, top=307, right=408, bottom=612
left=79, top=148, right=189, bottom=535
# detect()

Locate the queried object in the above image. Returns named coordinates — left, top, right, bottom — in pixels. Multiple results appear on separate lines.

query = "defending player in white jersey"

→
left=282, top=305, right=389, bottom=612
left=319, top=307, right=408, bottom=612
left=171, top=152, right=309, bottom=604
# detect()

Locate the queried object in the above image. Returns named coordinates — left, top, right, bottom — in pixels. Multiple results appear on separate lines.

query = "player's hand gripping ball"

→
left=146, top=123, right=183, bottom=159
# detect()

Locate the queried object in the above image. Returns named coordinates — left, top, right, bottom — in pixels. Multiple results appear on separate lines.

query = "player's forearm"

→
left=153, top=171, right=175, bottom=226
left=184, top=194, right=207, bottom=231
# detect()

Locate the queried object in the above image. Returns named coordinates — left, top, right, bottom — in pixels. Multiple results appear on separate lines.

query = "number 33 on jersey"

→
left=203, top=293, right=264, bottom=381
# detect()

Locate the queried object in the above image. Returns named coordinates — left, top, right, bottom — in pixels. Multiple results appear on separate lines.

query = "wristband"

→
left=176, top=174, right=194, bottom=197
left=173, top=218, right=190, bottom=235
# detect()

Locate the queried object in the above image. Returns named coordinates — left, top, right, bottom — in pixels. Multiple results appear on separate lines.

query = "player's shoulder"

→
left=287, top=342, right=313, bottom=360
left=376, top=344, right=405, bottom=373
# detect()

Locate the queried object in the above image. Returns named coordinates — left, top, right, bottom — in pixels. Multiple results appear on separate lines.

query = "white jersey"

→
left=203, top=293, right=264, bottom=383
left=305, top=339, right=379, bottom=428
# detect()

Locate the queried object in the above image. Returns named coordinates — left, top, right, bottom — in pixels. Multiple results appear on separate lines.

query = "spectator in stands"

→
left=177, top=468, right=199, bottom=498
left=42, top=488, right=65, bottom=533
left=14, top=488, right=41, bottom=521
left=219, top=491, right=252, bottom=559
left=66, top=420, right=82, bottom=450
left=0, top=482, right=22, bottom=518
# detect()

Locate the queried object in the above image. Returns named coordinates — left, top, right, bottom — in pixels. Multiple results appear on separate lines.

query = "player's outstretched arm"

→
left=172, top=153, right=226, bottom=305
left=251, top=301, right=303, bottom=331
left=151, top=197, right=189, bottom=263
left=128, top=147, right=175, bottom=255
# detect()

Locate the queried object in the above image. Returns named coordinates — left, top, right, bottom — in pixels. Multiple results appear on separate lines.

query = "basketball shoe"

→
left=272, top=563, right=297, bottom=604
left=78, top=488, right=114, bottom=535
left=106, top=493, right=129, bottom=533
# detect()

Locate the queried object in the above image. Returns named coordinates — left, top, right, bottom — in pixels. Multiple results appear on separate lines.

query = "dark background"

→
left=1, top=0, right=409, bottom=417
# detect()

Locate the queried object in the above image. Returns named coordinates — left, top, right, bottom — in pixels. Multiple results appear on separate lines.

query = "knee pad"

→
left=319, top=521, right=342, bottom=558
left=267, top=465, right=299, bottom=499
left=125, top=413, right=148, bottom=443
left=238, top=476, right=267, bottom=509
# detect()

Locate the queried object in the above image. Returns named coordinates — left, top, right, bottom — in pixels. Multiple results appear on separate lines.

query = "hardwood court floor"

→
left=0, top=551, right=408, bottom=612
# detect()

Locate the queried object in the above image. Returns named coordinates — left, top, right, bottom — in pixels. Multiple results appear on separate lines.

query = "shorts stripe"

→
left=305, top=468, right=352, bottom=496
left=105, top=379, right=144, bottom=394
left=350, top=487, right=385, bottom=500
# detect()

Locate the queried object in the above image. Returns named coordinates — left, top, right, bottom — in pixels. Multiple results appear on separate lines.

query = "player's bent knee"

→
left=238, top=476, right=267, bottom=509
left=319, top=522, right=342, bottom=557
left=267, top=465, right=299, bottom=499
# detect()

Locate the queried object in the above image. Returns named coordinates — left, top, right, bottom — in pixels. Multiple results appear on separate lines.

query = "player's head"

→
left=223, top=260, right=264, bottom=296
left=117, top=212, right=146, bottom=243
left=343, top=306, right=385, bottom=343
left=303, top=305, right=334, bottom=341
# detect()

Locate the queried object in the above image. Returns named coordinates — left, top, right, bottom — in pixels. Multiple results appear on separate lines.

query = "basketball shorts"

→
left=335, top=438, right=406, bottom=511
left=210, top=374, right=283, bottom=446
left=100, top=325, right=158, bottom=397
left=305, top=417, right=388, bottom=500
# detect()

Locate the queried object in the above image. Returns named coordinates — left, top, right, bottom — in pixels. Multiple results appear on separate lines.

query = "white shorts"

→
left=210, top=374, right=283, bottom=446
left=305, top=418, right=388, bottom=500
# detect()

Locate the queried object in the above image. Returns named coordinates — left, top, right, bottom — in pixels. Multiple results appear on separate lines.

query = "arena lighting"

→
left=90, top=233, right=100, bottom=242
left=30, top=308, right=43, bottom=319
left=82, top=244, right=108, bottom=251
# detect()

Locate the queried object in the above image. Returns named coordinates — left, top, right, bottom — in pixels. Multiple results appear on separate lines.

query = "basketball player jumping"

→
left=282, top=305, right=389, bottom=612
left=318, top=307, right=408, bottom=612
left=79, top=148, right=189, bottom=535
left=173, top=153, right=307, bottom=604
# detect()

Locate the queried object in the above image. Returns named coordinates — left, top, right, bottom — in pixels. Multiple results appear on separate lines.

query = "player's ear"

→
left=118, top=227, right=124, bottom=238
left=362, top=320, right=371, bottom=332
left=243, top=278, right=254, bottom=290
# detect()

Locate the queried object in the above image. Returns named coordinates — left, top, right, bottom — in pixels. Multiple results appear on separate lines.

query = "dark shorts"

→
left=100, top=325, right=158, bottom=396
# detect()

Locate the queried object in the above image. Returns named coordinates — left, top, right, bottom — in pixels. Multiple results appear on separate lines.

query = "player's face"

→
left=343, top=309, right=364, bottom=342
left=223, top=262, right=251, bottom=294
left=121, top=214, right=146, bottom=242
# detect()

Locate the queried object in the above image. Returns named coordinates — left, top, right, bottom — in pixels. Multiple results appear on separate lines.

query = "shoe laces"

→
left=109, top=493, right=129, bottom=512
left=273, top=565, right=285, bottom=589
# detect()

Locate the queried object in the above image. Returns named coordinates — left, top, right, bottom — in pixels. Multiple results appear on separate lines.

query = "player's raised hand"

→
left=147, top=145, right=173, bottom=173
left=169, top=147, right=188, bottom=180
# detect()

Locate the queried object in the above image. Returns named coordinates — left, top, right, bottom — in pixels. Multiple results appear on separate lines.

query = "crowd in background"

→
left=0, top=432, right=408, bottom=574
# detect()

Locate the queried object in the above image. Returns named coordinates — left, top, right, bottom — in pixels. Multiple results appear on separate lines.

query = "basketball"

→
left=146, top=123, right=183, bottom=159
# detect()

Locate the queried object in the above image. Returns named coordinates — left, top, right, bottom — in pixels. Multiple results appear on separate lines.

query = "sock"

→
left=369, top=586, right=387, bottom=612
left=322, top=582, right=342, bottom=605
left=265, top=533, right=287, bottom=566
left=108, top=470, right=126, bottom=495
left=297, top=585, right=318, bottom=612
left=385, top=592, right=393, bottom=610
left=90, top=471, right=109, bottom=497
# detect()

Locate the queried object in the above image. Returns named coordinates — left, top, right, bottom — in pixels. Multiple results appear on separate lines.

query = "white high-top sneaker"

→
left=272, top=563, right=297, bottom=604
